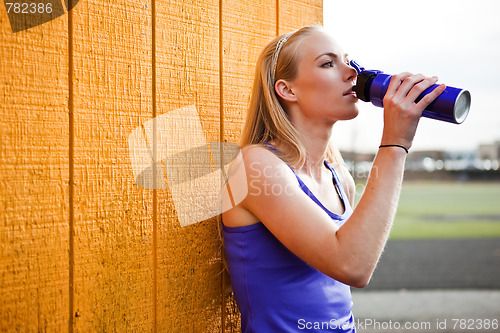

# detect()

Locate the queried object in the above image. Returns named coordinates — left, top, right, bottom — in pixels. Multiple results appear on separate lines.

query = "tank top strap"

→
left=262, top=142, right=280, bottom=154
left=262, top=143, right=350, bottom=221
left=324, top=160, right=351, bottom=211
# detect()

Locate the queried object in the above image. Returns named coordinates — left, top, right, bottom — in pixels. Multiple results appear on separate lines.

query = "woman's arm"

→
left=335, top=146, right=406, bottom=287
left=230, top=73, right=445, bottom=288
left=335, top=73, right=447, bottom=286
left=238, top=146, right=405, bottom=288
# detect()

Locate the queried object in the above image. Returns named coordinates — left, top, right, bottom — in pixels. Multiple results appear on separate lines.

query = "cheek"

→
left=318, top=74, right=343, bottom=98
left=301, top=69, right=333, bottom=87
left=303, top=77, right=337, bottom=100
left=294, top=71, right=343, bottom=106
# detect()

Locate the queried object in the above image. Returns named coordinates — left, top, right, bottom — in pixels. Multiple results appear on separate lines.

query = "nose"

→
left=344, top=61, right=358, bottom=83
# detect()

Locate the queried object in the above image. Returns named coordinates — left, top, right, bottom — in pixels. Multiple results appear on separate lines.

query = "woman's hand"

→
left=381, top=73, right=446, bottom=150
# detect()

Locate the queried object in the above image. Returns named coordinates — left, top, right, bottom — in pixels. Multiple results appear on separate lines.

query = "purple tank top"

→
left=223, top=147, right=356, bottom=332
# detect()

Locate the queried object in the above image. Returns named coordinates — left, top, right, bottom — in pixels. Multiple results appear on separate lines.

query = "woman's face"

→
left=286, top=31, right=359, bottom=123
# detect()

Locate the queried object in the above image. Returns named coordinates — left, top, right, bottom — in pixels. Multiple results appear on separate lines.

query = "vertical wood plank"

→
left=154, top=0, right=223, bottom=331
left=222, top=0, right=277, bottom=145
left=278, top=0, right=323, bottom=33
left=221, top=1, right=276, bottom=330
left=0, top=8, right=69, bottom=332
left=71, top=1, right=154, bottom=330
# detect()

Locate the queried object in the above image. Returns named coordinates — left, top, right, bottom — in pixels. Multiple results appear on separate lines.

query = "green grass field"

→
left=391, top=181, right=500, bottom=239
left=356, top=181, right=500, bottom=240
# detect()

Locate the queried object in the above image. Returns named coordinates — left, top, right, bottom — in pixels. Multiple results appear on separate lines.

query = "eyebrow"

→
left=315, top=52, right=349, bottom=61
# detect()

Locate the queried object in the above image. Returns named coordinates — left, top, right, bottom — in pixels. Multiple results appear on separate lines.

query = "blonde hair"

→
left=240, top=25, right=344, bottom=168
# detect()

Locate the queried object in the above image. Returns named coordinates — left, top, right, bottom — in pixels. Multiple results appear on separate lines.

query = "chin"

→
left=323, top=105, right=359, bottom=123
left=349, top=109, right=360, bottom=120
left=338, top=107, right=359, bottom=121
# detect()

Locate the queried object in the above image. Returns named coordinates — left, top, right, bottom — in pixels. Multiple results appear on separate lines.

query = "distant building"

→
left=478, top=141, right=500, bottom=161
left=340, top=140, right=500, bottom=181
left=339, top=151, right=376, bottom=180
left=477, top=141, right=500, bottom=171
left=339, top=151, right=375, bottom=164
left=406, top=150, right=447, bottom=171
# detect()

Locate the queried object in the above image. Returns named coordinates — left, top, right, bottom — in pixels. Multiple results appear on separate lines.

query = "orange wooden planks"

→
left=279, top=0, right=323, bottom=34
left=0, top=0, right=323, bottom=330
left=71, top=1, right=154, bottom=330
left=154, top=0, right=223, bottom=331
left=0, top=6, right=70, bottom=332
left=220, top=2, right=276, bottom=328
left=222, top=0, right=277, bottom=145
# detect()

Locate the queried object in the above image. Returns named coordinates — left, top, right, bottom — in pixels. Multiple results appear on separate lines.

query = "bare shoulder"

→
left=241, top=144, right=285, bottom=165
left=222, top=144, right=298, bottom=227
left=239, top=144, right=298, bottom=181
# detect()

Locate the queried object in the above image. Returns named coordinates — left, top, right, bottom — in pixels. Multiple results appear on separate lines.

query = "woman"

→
left=221, top=25, right=445, bottom=332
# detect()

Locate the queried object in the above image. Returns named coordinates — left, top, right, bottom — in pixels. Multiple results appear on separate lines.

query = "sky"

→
left=323, top=0, right=500, bottom=153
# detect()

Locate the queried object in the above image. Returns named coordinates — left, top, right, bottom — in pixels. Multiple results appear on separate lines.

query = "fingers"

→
left=387, top=74, right=429, bottom=103
left=384, top=72, right=413, bottom=101
left=386, top=73, right=446, bottom=112
left=404, top=75, right=438, bottom=103
left=414, top=83, right=446, bottom=110
left=380, top=72, right=446, bottom=150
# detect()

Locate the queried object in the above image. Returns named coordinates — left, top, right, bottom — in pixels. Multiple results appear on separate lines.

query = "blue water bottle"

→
left=350, top=60, right=470, bottom=124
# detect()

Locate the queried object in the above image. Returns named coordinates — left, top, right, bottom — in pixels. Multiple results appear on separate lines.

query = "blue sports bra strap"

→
left=324, top=161, right=349, bottom=204
left=261, top=143, right=350, bottom=218
left=262, top=142, right=280, bottom=155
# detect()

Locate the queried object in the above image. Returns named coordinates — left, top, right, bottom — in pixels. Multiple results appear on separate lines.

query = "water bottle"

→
left=350, top=60, right=470, bottom=124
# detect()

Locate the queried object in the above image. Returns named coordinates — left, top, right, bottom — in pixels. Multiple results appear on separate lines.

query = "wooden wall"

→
left=0, top=0, right=322, bottom=331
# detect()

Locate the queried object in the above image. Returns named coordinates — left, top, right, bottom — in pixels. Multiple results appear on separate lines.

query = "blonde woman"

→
left=222, top=25, right=445, bottom=332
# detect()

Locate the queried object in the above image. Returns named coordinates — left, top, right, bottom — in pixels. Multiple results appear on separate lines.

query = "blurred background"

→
left=324, top=1, right=500, bottom=331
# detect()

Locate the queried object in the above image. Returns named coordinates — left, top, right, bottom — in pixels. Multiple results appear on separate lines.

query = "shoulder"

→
left=222, top=144, right=300, bottom=227
left=241, top=144, right=282, bottom=163
left=239, top=144, right=300, bottom=195
left=240, top=144, right=297, bottom=180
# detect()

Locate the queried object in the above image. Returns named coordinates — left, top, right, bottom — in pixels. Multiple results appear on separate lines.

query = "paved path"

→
left=349, top=238, right=500, bottom=332
left=364, top=238, right=500, bottom=290
left=352, top=290, right=500, bottom=333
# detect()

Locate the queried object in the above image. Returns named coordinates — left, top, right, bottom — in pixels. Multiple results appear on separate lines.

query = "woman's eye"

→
left=321, top=61, right=333, bottom=68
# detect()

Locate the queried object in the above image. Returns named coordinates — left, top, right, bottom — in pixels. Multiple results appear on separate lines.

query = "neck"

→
left=289, top=110, right=335, bottom=177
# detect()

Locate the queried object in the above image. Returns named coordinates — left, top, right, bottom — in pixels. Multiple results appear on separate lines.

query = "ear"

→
left=274, top=79, right=297, bottom=103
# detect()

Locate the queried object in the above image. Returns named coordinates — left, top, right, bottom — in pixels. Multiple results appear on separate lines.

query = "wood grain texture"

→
left=154, top=0, right=223, bottom=331
left=0, top=7, right=69, bottom=332
left=0, top=0, right=323, bottom=330
left=222, top=0, right=277, bottom=146
left=71, top=1, right=154, bottom=331
left=279, top=0, right=323, bottom=34
left=221, top=1, right=277, bottom=329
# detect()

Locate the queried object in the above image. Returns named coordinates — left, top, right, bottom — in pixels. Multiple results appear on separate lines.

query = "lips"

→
left=343, top=87, right=357, bottom=97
